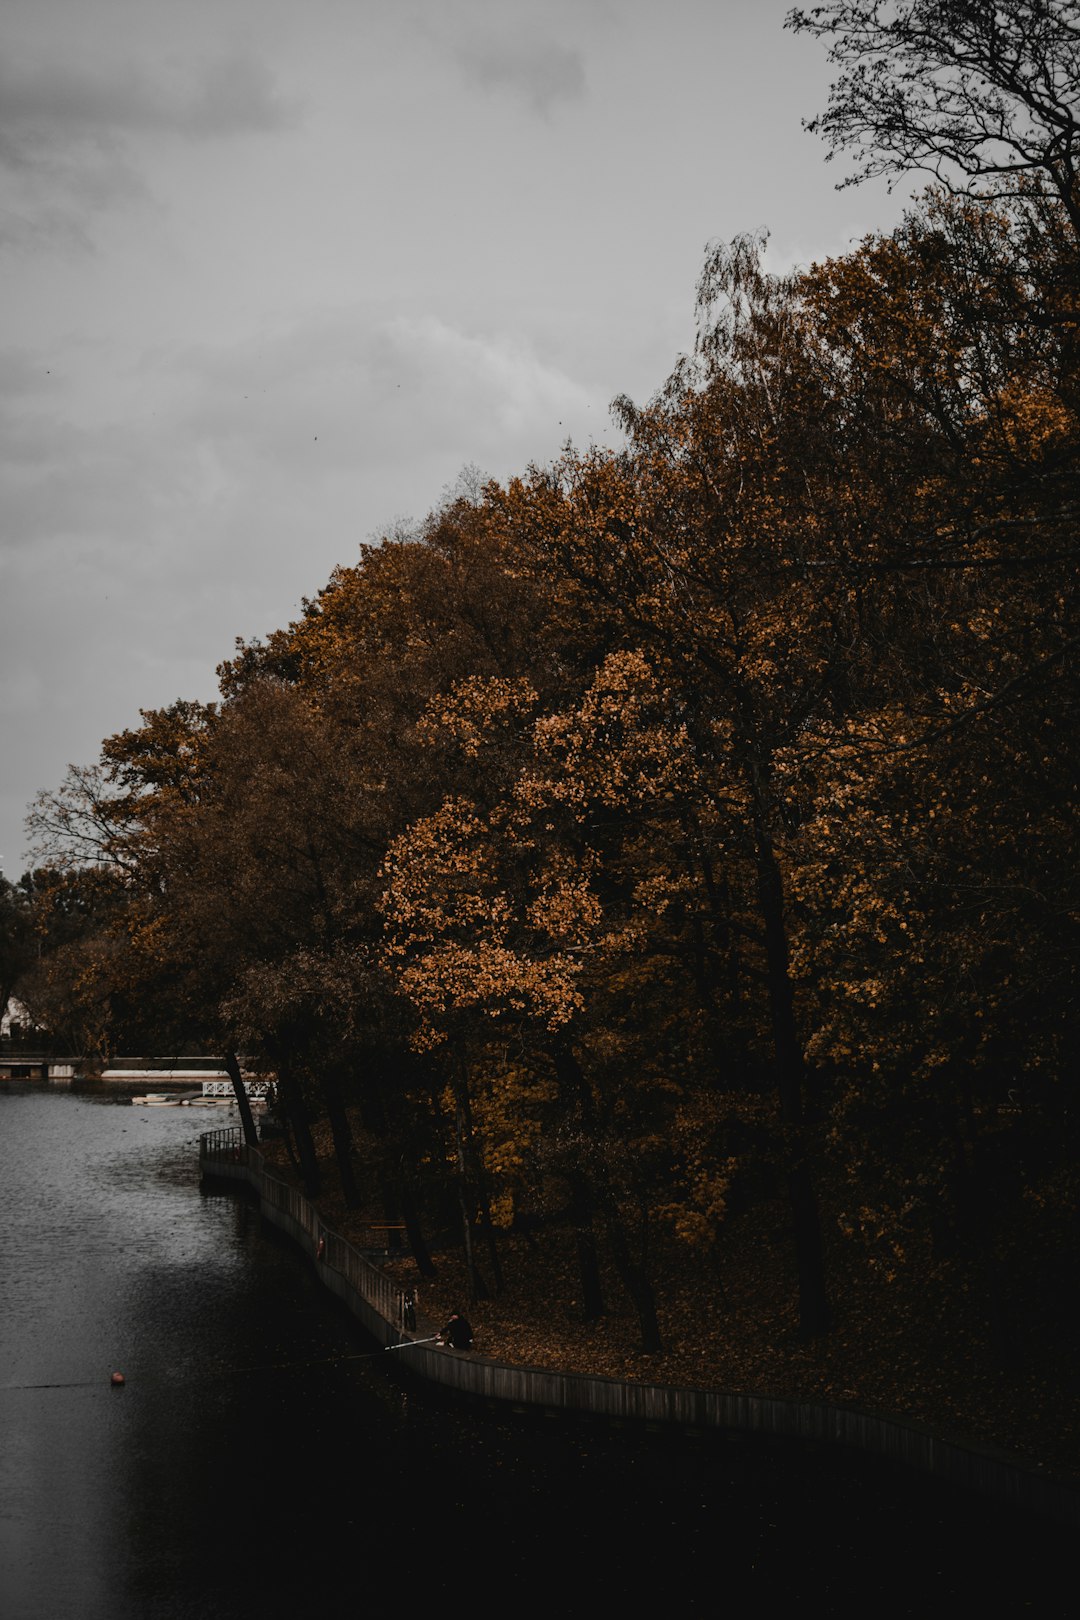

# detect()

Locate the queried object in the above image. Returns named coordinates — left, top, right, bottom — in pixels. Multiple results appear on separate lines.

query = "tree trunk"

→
left=607, top=1216, right=664, bottom=1354
left=452, top=1059, right=502, bottom=1293
left=321, top=1064, right=361, bottom=1208
left=277, top=1054, right=321, bottom=1198
left=457, top=1174, right=489, bottom=1304
left=568, top=1169, right=606, bottom=1322
left=400, top=1182, right=438, bottom=1278
left=551, top=1040, right=607, bottom=1320
left=752, top=812, right=832, bottom=1337
left=477, top=1190, right=505, bottom=1294
left=954, top=1084, right=1021, bottom=1369
left=223, top=1049, right=259, bottom=1148
left=453, top=1092, right=488, bottom=1304
left=554, top=1040, right=660, bottom=1349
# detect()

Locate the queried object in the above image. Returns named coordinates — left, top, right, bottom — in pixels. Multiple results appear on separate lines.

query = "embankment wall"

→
left=199, top=1127, right=1078, bottom=1526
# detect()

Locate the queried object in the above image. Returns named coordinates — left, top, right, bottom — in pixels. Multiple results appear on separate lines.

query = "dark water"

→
left=0, top=1084, right=1071, bottom=1618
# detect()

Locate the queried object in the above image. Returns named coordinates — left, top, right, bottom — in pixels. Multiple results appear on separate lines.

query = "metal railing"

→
left=197, top=1126, right=1080, bottom=1526
left=199, top=1127, right=406, bottom=1329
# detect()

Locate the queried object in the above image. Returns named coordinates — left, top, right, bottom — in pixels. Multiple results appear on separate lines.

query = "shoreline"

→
left=199, top=1126, right=1080, bottom=1528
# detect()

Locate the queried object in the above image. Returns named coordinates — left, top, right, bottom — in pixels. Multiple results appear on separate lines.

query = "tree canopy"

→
left=17, top=4, right=1079, bottom=1361
left=787, top=1, right=1080, bottom=230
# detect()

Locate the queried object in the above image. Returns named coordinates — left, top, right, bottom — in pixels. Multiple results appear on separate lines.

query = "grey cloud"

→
left=0, top=348, right=53, bottom=395
left=173, top=308, right=599, bottom=479
left=0, top=309, right=608, bottom=870
left=0, top=50, right=297, bottom=253
left=456, top=37, right=586, bottom=117
left=180, top=53, right=299, bottom=137
left=0, top=52, right=297, bottom=146
left=0, top=201, right=94, bottom=255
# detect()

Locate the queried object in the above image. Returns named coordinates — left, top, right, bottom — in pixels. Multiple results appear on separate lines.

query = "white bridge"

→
left=202, top=1079, right=272, bottom=1099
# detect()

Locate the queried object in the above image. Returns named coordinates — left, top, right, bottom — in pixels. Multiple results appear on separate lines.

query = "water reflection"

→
left=0, top=1084, right=1071, bottom=1618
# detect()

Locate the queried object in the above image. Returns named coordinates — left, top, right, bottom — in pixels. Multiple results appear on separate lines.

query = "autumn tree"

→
left=787, top=0, right=1080, bottom=235
left=381, top=646, right=755, bottom=1349
left=11, top=864, right=137, bottom=1063
left=22, top=0, right=1079, bottom=1378
left=495, top=322, right=843, bottom=1334
left=0, top=874, right=35, bottom=1034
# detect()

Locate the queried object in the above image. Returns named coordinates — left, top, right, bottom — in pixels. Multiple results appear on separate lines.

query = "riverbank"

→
left=262, top=1128, right=1080, bottom=1499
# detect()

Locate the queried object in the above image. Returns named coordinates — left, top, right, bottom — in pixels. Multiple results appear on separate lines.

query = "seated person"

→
left=439, top=1311, right=473, bottom=1350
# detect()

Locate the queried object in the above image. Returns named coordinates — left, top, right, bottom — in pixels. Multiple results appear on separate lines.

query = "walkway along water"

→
left=199, top=1125, right=1079, bottom=1528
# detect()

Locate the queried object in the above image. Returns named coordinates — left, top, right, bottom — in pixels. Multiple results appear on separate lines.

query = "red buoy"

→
left=111, top=1372, right=125, bottom=1386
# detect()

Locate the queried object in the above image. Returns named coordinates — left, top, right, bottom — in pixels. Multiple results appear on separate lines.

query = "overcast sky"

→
left=0, top=0, right=913, bottom=876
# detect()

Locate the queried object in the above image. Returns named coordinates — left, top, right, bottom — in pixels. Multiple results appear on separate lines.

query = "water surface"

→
left=0, top=1083, right=1069, bottom=1617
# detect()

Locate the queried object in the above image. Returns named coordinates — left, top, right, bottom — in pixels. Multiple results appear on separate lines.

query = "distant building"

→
left=0, top=996, right=31, bottom=1039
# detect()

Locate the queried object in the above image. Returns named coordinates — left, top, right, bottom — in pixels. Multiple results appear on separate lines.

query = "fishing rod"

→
left=0, top=1336, right=449, bottom=1391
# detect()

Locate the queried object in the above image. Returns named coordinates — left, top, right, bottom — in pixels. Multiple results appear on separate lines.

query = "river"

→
left=0, top=1082, right=1069, bottom=1617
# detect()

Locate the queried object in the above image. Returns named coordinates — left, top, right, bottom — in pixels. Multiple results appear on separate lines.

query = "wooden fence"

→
left=199, top=1126, right=1080, bottom=1527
